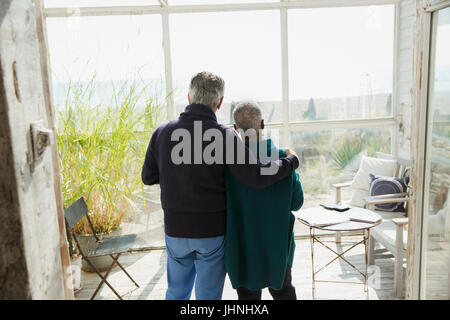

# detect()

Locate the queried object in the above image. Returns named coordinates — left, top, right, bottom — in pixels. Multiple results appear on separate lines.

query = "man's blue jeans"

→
left=165, top=234, right=226, bottom=300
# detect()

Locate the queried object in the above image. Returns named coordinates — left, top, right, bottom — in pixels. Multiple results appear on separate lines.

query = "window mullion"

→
left=288, top=117, right=396, bottom=131
left=392, top=1, right=400, bottom=157
left=280, top=7, right=290, bottom=147
left=161, top=8, right=175, bottom=120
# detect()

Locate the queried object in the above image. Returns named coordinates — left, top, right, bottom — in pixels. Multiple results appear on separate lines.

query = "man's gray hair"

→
left=233, top=101, right=263, bottom=131
left=188, top=71, right=225, bottom=109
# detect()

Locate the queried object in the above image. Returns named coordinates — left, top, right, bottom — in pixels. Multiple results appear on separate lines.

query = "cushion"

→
left=349, top=156, right=397, bottom=207
left=351, top=156, right=397, bottom=191
left=369, top=174, right=408, bottom=212
left=349, top=189, right=369, bottom=208
left=373, top=152, right=396, bottom=161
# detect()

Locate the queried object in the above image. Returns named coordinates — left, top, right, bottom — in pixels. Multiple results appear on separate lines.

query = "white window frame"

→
left=43, top=0, right=400, bottom=150
left=414, top=0, right=450, bottom=300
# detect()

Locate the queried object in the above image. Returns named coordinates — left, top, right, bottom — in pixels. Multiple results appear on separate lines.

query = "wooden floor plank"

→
left=75, top=236, right=398, bottom=300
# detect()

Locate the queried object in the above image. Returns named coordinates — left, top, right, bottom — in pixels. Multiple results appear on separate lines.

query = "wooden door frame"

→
left=33, top=0, right=74, bottom=300
left=406, top=0, right=450, bottom=300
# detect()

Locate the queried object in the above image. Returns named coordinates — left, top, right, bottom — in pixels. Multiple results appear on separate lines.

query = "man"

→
left=225, top=101, right=304, bottom=300
left=141, top=72, right=299, bottom=300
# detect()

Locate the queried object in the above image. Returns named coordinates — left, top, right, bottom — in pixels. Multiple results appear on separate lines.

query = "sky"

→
left=434, top=8, right=450, bottom=93
left=45, top=3, right=398, bottom=104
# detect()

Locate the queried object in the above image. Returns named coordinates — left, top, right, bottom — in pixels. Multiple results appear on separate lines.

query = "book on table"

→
left=348, top=210, right=381, bottom=224
left=296, top=210, right=349, bottom=227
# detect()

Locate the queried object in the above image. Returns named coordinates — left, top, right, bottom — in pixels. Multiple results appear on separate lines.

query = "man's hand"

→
left=285, top=148, right=298, bottom=159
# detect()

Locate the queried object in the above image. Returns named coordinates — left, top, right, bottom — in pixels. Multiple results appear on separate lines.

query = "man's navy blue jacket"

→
left=141, top=103, right=299, bottom=238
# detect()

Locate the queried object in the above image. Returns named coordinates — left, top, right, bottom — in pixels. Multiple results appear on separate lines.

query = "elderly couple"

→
left=141, top=71, right=304, bottom=300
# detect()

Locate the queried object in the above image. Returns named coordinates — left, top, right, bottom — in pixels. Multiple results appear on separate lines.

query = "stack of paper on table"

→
left=296, top=209, right=381, bottom=227
left=348, top=210, right=381, bottom=224
left=296, top=210, right=349, bottom=227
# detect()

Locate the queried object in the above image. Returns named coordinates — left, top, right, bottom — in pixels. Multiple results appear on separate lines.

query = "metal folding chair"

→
left=64, top=197, right=140, bottom=300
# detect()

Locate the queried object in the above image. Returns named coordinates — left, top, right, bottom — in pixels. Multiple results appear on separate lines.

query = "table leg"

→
left=364, top=229, right=370, bottom=296
left=310, top=227, right=315, bottom=297
left=307, top=225, right=372, bottom=299
left=335, top=231, right=342, bottom=244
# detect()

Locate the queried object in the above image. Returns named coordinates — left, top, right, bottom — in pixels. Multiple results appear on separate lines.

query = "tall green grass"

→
left=331, top=135, right=363, bottom=169
left=331, top=130, right=391, bottom=170
left=56, top=75, right=166, bottom=234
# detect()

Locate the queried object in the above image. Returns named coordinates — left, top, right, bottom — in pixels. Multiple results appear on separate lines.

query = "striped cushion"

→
left=369, top=174, right=408, bottom=212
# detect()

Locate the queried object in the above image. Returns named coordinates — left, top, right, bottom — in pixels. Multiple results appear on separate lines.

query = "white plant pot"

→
left=71, top=255, right=82, bottom=294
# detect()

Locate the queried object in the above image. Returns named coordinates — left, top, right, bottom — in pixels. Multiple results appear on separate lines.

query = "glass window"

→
left=289, top=126, right=391, bottom=236
left=46, top=15, right=165, bottom=108
left=421, top=6, right=450, bottom=300
left=170, top=10, right=282, bottom=125
left=44, top=3, right=397, bottom=246
left=290, top=127, right=391, bottom=202
left=46, top=15, right=166, bottom=242
left=288, top=5, right=395, bottom=121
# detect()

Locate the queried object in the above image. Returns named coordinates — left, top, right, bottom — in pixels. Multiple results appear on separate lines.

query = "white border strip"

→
left=44, top=0, right=399, bottom=17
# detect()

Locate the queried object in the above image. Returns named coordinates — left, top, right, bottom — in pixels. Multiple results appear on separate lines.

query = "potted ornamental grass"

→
left=57, top=75, right=166, bottom=272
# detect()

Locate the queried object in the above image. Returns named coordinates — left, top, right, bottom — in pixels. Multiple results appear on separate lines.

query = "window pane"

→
left=46, top=15, right=165, bottom=107
left=288, top=5, right=394, bottom=121
left=170, top=10, right=282, bottom=125
left=290, top=127, right=391, bottom=236
left=47, top=15, right=166, bottom=241
left=291, top=127, right=391, bottom=202
left=422, top=6, right=450, bottom=300
left=44, top=0, right=159, bottom=8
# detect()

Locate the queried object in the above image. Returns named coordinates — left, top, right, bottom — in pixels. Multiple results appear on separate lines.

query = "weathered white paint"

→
left=0, top=0, right=66, bottom=299
left=395, top=0, right=416, bottom=160
left=393, top=0, right=421, bottom=300
left=33, top=0, right=73, bottom=300
left=407, top=0, right=450, bottom=300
